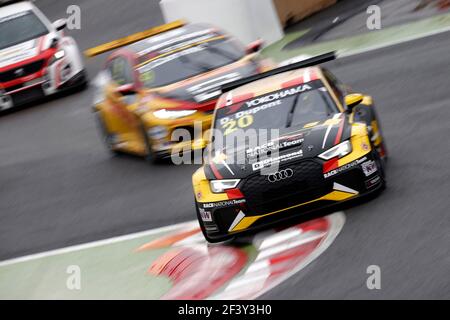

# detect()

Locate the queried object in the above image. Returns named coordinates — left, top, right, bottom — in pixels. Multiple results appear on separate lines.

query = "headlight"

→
left=54, top=50, right=65, bottom=60
left=318, top=141, right=352, bottom=160
left=153, top=109, right=197, bottom=120
left=210, top=179, right=240, bottom=193
left=49, top=50, right=65, bottom=65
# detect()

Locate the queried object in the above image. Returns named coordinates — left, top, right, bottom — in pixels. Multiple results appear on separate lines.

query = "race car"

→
left=192, top=52, right=387, bottom=243
left=89, top=21, right=273, bottom=162
left=0, top=0, right=86, bottom=111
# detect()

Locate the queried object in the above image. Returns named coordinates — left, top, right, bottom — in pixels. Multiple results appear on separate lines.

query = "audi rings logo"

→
left=268, top=169, right=294, bottom=183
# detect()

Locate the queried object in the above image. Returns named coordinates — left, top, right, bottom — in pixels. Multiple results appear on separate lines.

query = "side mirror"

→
left=116, top=83, right=137, bottom=96
left=345, top=94, right=364, bottom=111
left=52, top=19, right=67, bottom=32
left=246, top=39, right=264, bottom=54
left=49, top=37, right=59, bottom=49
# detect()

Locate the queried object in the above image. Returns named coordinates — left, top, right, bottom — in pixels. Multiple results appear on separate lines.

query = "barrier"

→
left=159, top=0, right=337, bottom=46
left=159, top=0, right=285, bottom=46
left=273, top=0, right=337, bottom=27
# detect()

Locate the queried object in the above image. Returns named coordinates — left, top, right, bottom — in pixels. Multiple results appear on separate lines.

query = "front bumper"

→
left=196, top=151, right=383, bottom=241
left=0, top=83, right=45, bottom=111
left=0, top=70, right=86, bottom=111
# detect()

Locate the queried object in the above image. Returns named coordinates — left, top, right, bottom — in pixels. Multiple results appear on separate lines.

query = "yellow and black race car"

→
left=88, top=21, right=273, bottom=162
left=192, top=52, right=387, bottom=243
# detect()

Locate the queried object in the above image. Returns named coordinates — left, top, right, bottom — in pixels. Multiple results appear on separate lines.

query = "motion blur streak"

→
left=0, top=0, right=449, bottom=299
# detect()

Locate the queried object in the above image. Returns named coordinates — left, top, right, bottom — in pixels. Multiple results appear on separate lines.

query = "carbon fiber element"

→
left=241, top=160, right=332, bottom=215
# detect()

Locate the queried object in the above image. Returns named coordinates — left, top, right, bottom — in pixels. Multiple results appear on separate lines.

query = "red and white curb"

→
left=137, top=212, right=345, bottom=300
left=0, top=213, right=345, bottom=300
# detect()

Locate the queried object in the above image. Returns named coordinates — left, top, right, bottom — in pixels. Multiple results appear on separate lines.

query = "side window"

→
left=323, top=69, right=346, bottom=104
left=108, top=57, right=134, bottom=86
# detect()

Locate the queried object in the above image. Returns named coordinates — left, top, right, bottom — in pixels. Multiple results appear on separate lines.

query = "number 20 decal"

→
left=222, top=115, right=254, bottom=136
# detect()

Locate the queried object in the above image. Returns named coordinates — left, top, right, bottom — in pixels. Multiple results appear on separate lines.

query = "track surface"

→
left=1, top=1, right=450, bottom=299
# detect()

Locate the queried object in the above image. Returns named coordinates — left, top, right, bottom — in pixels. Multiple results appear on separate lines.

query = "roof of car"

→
left=217, top=66, right=323, bottom=108
left=125, top=23, right=226, bottom=57
left=0, top=1, right=34, bottom=18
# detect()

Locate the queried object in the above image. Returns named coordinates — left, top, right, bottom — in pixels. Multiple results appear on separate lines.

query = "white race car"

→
left=0, top=0, right=86, bottom=111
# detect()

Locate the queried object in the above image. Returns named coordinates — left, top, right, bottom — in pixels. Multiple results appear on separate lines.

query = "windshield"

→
left=212, top=80, right=338, bottom=152
left=0, top=11, right=48, bottom=50
left=137, top=38, right=245, bottom=88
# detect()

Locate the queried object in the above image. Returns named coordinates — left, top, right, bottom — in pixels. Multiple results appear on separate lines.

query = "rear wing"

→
left=84, top=20, right=185, bottom=58
left=221, top=51, right=336, bottom=93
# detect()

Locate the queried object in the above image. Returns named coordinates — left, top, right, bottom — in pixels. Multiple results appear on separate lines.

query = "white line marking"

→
left=0, top=220, right=199, bottom=267
left=228, top=211, right=246, bottom=232
left=221, top=159, right=235, bottom=176
left=303, top=67, right=311, bottom=82
left=257, top=228, right=303, bottom=250
left=333, top=182, right=359, bottom=195
left=339, top=25, right=450, bottom=58
left=281, top=26, right=450, bottom=66
left=255, top=231, right=325, bottom=261
left=322, top=113, right=341, bottom=149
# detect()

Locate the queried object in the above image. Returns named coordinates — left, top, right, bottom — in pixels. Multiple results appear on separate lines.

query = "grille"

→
left=0, top=59, right=45, bottom=83
left=241, top=160, right=332, bottom=215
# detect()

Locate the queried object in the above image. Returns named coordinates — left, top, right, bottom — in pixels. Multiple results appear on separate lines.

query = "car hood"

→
left=152, top=59, right=259, bottom=104
left=204, top=115, right=352, bottom=180
left=0, top=37, right=42, bottom=69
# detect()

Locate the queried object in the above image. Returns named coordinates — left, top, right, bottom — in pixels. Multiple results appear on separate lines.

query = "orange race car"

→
left=88, top=21, right=273, bottom=162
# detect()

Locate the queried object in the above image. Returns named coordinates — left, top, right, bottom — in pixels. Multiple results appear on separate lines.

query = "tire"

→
left=94, top=112, right=118, bottom=155
left=140, top=124, right=161, bottom=164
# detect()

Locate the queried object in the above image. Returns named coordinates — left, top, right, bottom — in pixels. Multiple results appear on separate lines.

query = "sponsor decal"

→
left=362, top=142, right=370, bottom=151
left=138, top=46, right=206, bottom=71
left=361, top=160, right=378, bottom=177
left=203, top=199, right=246, bottom=209
left=220, top=100, right=281, bottom=124
left=324, top=157, right=368, bottom=178
left=365, top=175, right=381, bottom=189
left=187, top=72, right=242, bottom=103
left=0, top=40, right=39, bottom=68
left=252, top=150, right=303, bottom=171
left=138, top=29, right=212, bottom=55
left=246, top=137, right=304, bottom=158
left=268, top=168, right=294, bottom=183
left=198, top=208, right=212, bottom=222
left=245, top=84, right=312, bottom=107
left=219, top=85, right=314, bottom=125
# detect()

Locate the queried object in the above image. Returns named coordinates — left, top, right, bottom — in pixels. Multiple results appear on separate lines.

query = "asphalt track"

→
left=1, top=1, right=450, bottom=299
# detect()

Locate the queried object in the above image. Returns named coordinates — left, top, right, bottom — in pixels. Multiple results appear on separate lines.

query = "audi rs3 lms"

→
left=192, top=52, right=388, bottom=243
left=0, top=0, right=86, bottom=111
left=89, top=21, right=273, bottom=162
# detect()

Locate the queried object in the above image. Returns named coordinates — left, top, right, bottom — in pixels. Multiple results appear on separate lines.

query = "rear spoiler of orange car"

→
left=221, top=51, right=336, bottom=93
left=84, top=20, right=186, bottom=58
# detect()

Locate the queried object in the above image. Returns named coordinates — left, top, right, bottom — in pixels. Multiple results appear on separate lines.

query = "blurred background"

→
left=0, top=0, right=449, bottom=299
